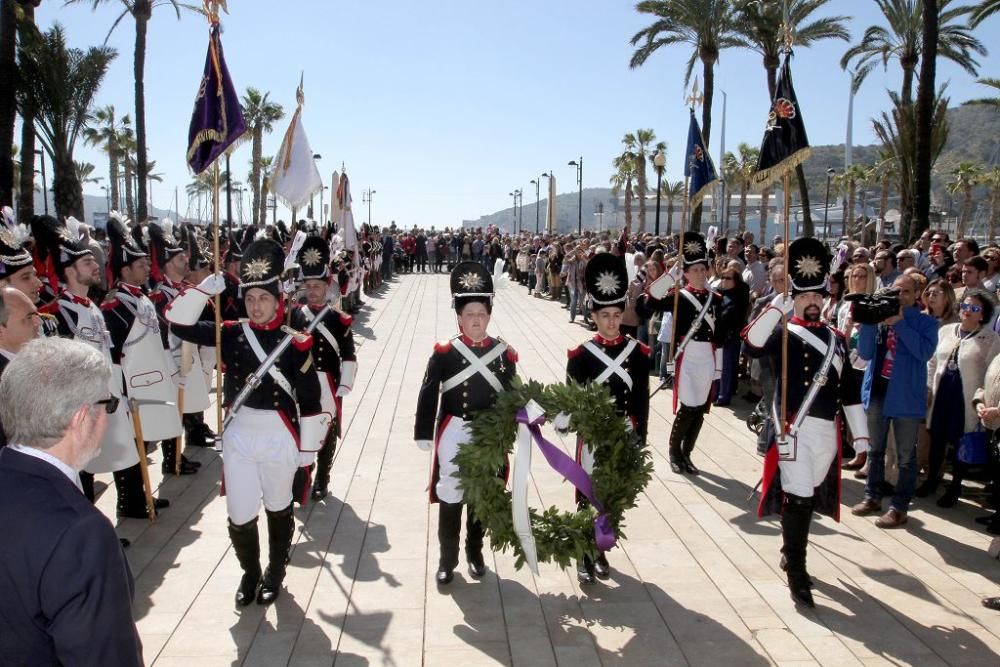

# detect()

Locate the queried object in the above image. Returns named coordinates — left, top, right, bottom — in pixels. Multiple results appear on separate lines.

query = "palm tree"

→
left=835, top=163, right=870, bottom=240
left=67, top=0, right=189, bottom=222
left=75, top=160, right=102, bottom=186
left=0, top=2, right=18, bottom=206
left=841, top=0, right=984, bottom=104
left=872, top=153, right=900, bottom=239
left=914, top=0, right=944, bottom=241
left=724, top=143, right=759, bottom=235
left=964, top=77, right=1000, bottom=109
left=610, top=149, right=637, bottom=231
left=872, top=88, right=950, bottom=241
left=16, top=24, right=116, bottom=219
left=970, top=0, right=1000, bottom=26
left=946, top=161, right=983, bottom=237
left=734, top=0, right=850, bottom=237
left=978, top=166, right=1000, bottom=243
left=16, top=1, right=41, bottom=225
left=623, top=129, right=656, bottom=233
left=83, top=105, right=129, bottom=212
left=629, top=0, right=742, bottom=230
left=117, top=122, right=136, bottom=221
left=241, top=88, right=284, bottom=227
left=661, top=180, right=685, bottom=236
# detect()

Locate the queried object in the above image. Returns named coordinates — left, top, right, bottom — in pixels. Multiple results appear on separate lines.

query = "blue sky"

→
left=35, top=0, right=1000, bottom=228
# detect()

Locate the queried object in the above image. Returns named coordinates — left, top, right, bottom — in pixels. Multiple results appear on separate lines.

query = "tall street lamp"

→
left=653, top=149, right=666, bottom=236
left=541, top=172, right=552, bottom=233
left=594, top=201, right=604, bottom=233
left=823, top=168, right=835, bottom=240
left=362, top=189, right=376, bottom=226
left=568, top=157, right=583, bottom=234
left=34, top=149, right=47, bottom=215
left=508, top=190, right=521, bottom=234
left=530, top=177, right=542, bottom=234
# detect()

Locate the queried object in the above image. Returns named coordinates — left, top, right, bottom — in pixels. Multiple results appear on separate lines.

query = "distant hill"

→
left=472, top=104, right=1000, bottom=233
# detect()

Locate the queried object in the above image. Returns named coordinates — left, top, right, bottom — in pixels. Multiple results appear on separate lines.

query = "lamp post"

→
left=529, top=177, right=541, bottom=234
left=362, top=189, right=376, bottom=226
left=568, top=157, right=583, bottom=234
left=823, top=168, right=835, bottom=240
left=34, top=149, right=47, bottom=215
left=653, top=148, right=666, bottom=236
left=508, top=190, right=520, bottom=234
left=101, top=185, right=110, bottom=212
left=541, top=172, right=552, bottom=233
left=595, top=201, right=604, bottom=233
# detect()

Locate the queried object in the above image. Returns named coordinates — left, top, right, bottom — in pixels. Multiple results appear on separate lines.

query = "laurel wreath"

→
left=455, top=377, right=653, bottom=570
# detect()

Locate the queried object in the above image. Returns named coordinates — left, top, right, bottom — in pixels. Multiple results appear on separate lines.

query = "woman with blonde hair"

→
left=922, top=278, right=959, bottom=327
left=838, top=262, right=876, bottom=471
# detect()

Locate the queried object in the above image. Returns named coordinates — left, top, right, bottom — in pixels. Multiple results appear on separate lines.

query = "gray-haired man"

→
left=0, top=286, right=42, bottom=447
left=0, top=337, right=143, bottom=665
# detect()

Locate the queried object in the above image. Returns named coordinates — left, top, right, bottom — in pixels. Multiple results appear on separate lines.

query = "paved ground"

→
left=98, top=272, right=1000, bottom=666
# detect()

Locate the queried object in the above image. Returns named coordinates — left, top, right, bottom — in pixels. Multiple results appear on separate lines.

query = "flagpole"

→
left=668, top=176, right=690, bottom=366
left=212, top=161, right=223, bottom=446
left=780, top=171, right=791, bottom=435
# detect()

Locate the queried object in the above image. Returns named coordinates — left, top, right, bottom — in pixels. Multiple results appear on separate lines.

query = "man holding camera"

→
left=851, top=275, right=938, bottom=529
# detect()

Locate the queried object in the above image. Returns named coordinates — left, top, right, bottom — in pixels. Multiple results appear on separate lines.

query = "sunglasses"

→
left=960, top=303, right=983, bottom=314
left=95, top=396, right=120, bottom=414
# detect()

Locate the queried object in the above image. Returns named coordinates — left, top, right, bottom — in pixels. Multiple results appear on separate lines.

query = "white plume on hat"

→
left=2, top=206, right=30, bottom=245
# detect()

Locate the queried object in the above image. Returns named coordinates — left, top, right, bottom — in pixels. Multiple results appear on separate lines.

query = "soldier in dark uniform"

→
left=100, top=214, right=176, bottom=519
left=167, top=239, right=327, bottom=606
left=564, top=251, right=650, bottom=584
left=415, top=261, right=517, bottom=585
left=643, top=232, right=725, bottom=475
left=0, top=211, right=57, bottom=337
left=290, top=235, right=357, bottom=501
left=742, top=237, right=870, bottom=608
left=147, top=220, right=203, bottom=476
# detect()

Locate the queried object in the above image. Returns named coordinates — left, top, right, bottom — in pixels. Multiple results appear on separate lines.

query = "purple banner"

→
left=186, top=24, right=247, bottom=175
left=516, top=408, right=616, bottom=551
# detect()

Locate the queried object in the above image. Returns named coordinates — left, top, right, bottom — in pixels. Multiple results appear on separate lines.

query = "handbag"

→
left=957, top=425, right=989, bottom=465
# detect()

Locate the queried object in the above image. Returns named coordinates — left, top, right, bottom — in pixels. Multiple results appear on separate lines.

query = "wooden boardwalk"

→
left=100, top=272, right=1000, bottom=666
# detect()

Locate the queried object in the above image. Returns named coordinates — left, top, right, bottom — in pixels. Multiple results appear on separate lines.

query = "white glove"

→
left=664, top=361, right=675, bottom=375
left=298, top=450, right=317, bottom=467
left=197, top=272, right=227, bottom=296
left=553, top=412, right=570, bottom=432
left=416, top=439, right=433, bottom=452
left=335, top=386, right=351, bottom=397
left=770, top=292, right=793, bottom=313
left=714, top=348, right=723, bottom=381
left=852, top=438, right=870, bottom=454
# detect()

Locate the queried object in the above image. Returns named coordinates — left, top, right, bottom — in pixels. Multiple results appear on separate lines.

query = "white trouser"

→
left=676, top=340, right=715, bottom=407
left=778, top=416, right=838, bottom=498
left=223, top=407, right=299, bottom=524
left=436, top=416, right=470, bottom=504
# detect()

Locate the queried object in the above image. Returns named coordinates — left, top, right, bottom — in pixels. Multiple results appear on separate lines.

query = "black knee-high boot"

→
left=257, top=504, right=294, bottom=605
left=114, top=463, right=168, bottom=519
left=228, top=518, right=262, bottom=606
left=465, top=505, right=486, bottom=578
left=160, top=438, right=198, bottom=475
left=437, top=501, right=463, bottom=583
left=681, top=404, right=708, bottom=475
left=668, top=407, right=696, bottom=474
left=781, top=493, right=815, bottom=608
left=311, top=430, right=337, bottom=500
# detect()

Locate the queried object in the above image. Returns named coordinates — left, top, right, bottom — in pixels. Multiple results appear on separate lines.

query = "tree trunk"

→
left=959, top=188, right=972, bottom=238
left=636, top=160, right=647, bottom=233
left=848, top=180, right=856, bottom=241
left=879, top=175, right=889, bottom=241
left=250, top=128, right=262, bottom=227
left=259, top=172, right=269, bottom=227
left=133, top=3, right=150, bottom=221
left=795, top=164, right=814, bottom=237
left=912, top=0, right=938, bottom=243
left=0, top=0, right=18, bottom=207
left=759, top=187, right=770, bottom=246
left=738, top=182, right=748, bottom=233
left=900, top=60, right=916, bottom=106
left=15, top=1, right=35, bottom=223
left=624, top=181, right=633, bottom=229
left=52, top=151, right=83, bottom=219
left=666, top=199, right=674, bottom=236
left=108, top=139, right=119, bottom=210
left=123, top=158, right=135, bottom=221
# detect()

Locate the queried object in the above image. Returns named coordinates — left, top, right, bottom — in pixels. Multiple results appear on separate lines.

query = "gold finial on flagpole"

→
left=685, top=76, right=703, bottom=109
left=781, top=0, right=794, bottom=52
left=203, top=0, right=228, bottom=24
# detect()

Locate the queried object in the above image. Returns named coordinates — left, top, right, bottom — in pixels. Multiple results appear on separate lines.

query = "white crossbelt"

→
left=583, top=339, right=636, bottom=389
left=440, top=339, right=506, bottom=393
left=675, top=289, right=714, bottom=357
left=300, top=307, right=341, bottom=356
left=782, top=324, right=841, bottom=438
left=788, top=323, right=844, bottom=375
left=241, top=323, right=294, bottom=399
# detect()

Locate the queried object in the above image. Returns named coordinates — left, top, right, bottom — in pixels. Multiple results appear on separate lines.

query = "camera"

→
left=844, top=287, right=901, bottom=325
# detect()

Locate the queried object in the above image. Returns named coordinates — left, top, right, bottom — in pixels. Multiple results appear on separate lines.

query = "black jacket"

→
left=567, top=335, right=650, bottom=438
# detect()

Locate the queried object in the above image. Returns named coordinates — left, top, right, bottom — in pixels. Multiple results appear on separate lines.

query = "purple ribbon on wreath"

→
left=515, top=407, right=617, bottom=551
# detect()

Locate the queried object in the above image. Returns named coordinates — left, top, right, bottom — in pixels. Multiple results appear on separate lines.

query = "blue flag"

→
left=685, top=111, right=718, bottom=207
left=186, top=24, right=247, bottom=175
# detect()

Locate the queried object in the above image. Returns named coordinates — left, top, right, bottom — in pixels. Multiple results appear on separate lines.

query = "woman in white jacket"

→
left=920, top=289, right=1000, bottom=507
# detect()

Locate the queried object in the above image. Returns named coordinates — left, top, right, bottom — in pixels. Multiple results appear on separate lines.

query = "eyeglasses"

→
left=960, top=303, right=983, bottom=314
left=95, top=396, right=119, bottom=414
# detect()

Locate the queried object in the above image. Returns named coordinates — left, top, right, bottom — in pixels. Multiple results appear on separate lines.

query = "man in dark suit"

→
left=0, top=337, right=143, bottom=665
